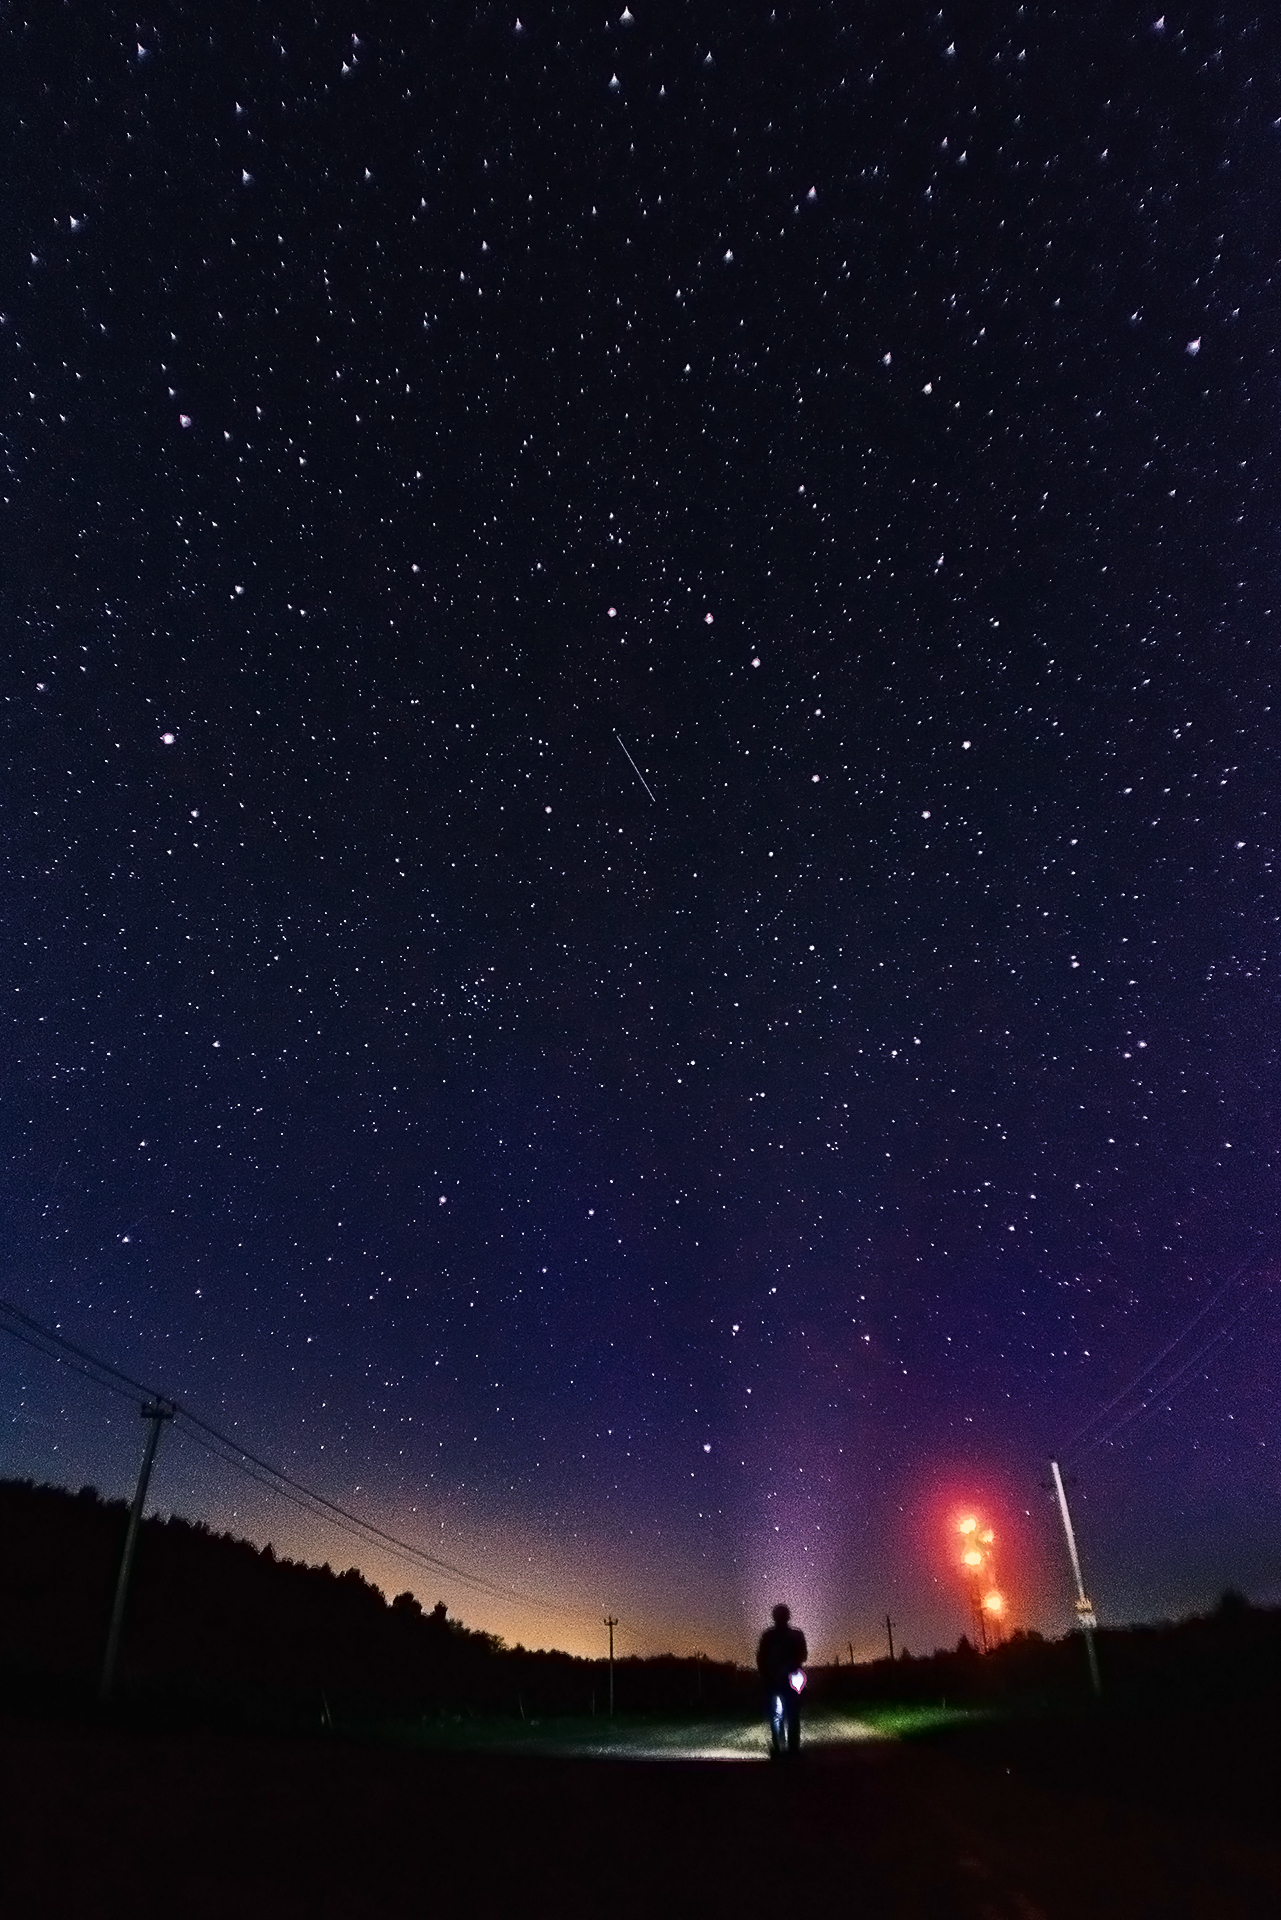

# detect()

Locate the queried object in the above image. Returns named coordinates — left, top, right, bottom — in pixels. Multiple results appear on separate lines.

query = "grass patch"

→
left=854, top=1703, right=992, bottom=1740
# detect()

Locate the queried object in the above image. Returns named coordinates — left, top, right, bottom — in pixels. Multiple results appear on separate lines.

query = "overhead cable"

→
left=0, top=1294, right=595, bottom=1623
left=1060, top=1257, right=1272, bottom=1461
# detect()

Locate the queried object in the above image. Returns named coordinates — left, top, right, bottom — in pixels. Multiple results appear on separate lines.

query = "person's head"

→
left=771, top=1604, right=791, bottom=1626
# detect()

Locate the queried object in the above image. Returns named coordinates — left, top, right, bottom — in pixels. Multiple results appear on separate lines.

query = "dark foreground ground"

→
left=3, top=1706, right=1281, bottom=1919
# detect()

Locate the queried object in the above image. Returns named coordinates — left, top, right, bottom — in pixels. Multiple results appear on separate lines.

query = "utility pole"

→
left=1049, top=1458, right=1101, bottom=1697
left=885, top=1615, right=895, bottom=1662
left=603, top=1615, right=618, bottom=1716
left=100, top=1401, right=173, bottom=1704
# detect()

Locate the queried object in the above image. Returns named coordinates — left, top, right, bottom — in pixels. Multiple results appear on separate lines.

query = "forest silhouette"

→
left=0, top=1478, right=752, bottom=1721
left=5, top=1476, right=1281, bottom=1735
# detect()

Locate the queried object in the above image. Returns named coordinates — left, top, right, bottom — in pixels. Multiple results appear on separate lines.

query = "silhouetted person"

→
left=757, top=1603, right=807, bottom=1756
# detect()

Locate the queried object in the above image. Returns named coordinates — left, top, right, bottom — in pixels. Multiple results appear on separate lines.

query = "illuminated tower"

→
left=956, top=1513, right=1005, bottom=1652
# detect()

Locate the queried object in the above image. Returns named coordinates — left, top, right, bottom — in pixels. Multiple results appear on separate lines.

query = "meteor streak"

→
left=615, top=733, right=657, bottom=803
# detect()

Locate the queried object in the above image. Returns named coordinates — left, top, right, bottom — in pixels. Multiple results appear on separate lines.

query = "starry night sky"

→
left=4, top=2, right=1281, bottom=1660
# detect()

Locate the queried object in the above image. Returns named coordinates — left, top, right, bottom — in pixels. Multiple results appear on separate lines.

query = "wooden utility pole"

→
left=885, top=1615, right=895, bottom=1662
left=604, top=1615, right=618, bottom=1716
left=100, top=1401, right=173, bottom=1703
left=1050, top=1459, right=1101, bottom=1697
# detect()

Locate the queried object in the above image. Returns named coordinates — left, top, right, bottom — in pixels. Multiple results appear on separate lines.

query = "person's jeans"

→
left=768, top=1688, right=800, bottom=1755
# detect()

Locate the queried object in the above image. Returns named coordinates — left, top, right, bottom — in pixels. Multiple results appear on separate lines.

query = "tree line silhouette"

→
left=0, top=1478, right=748, bottom=1721
left=5, top=1478, right=1280, bottom=1727
left=821, top=1587, right=1281, bottom=1716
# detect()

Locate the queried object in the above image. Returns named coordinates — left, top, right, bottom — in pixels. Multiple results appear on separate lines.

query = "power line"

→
left=169, top=1421, right=510, bottom=1593
left=1060, top=1257, right=1274, bottom=1461
left=172, top=1415, right=544, bottom=1610
left=1059, top=1258, right=1250, bottom=1455
left=1077, top=1309, right=1258, bottom=1458
left=0, top=1294, right=596, bottom=1624
left=0, top=1295, right=173, bottom=1399
left=0, top=1312, right=147, bottom=1410
left=176, top=1402, right=565, bottom=1609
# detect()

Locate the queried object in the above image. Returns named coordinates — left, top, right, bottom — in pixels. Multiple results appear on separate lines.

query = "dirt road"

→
left=3, top=1713, right=1279, bottom=1917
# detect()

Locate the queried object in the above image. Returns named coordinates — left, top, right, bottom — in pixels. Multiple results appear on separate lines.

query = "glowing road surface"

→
left=552, top=1709, right=885, bottom=1762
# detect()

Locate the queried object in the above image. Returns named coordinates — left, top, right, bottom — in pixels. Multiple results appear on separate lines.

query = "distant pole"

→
left=885, top=1615, right=895, bottom=1662
left=604, top=1615, right=618, bottom=1716
left=100, top=1401, right=173, bottom=1703
left=1050, top=1458, right=1102, bottom=1697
